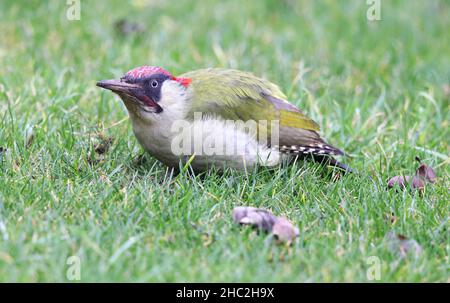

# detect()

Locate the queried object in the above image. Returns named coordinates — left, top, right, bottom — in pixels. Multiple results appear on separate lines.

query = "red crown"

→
left=125, top=66, right=173, bottom=79
left=124, top=66, right=191, bottom=88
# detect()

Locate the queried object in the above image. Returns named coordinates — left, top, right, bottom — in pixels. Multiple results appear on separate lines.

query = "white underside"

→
left=132, top=117, right=281, bottom=171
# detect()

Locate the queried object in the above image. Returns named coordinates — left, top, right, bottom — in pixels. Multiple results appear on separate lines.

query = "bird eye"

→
left=151, top=80, right=158, bottom=88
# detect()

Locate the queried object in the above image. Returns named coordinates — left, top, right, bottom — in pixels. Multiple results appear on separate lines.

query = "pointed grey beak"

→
left=96, top=78, right=163, bottom=113
left=96, top=79, right=140, bottom=94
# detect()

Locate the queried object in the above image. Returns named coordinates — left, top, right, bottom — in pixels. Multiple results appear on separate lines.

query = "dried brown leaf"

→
left=232, top=207, right=299, bottom=243
left=415, top=163, right=437, bottom=183
left=387, top=175, right=425, bottom=193
left=272, top=217, right=300, bottom=244
left=387, top=158, right=437, bottom=193
left=387, top=175, right=411, bottom=189
left=88, top=135, right=113, bottom=166
left=412, top=175, right=426, bottom=192
left=232, top=206, right=277, bottom=232
left=94, top=136, right=113, bottom=155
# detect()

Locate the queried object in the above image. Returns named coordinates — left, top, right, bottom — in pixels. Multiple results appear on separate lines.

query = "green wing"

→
left=180, top=68, right=342, bottom=155
left=181, top=68, right=320, bottom=131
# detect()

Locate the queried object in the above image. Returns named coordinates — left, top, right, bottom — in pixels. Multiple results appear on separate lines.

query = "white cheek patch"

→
left=159, top=81, right=187, bottom=107
left=133, top=80, right=189, bottom=126
left=156, top=81, right=189, bottom=119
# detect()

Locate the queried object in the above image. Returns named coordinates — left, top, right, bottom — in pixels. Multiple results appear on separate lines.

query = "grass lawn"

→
left=0, top=0, right=448, bottom=282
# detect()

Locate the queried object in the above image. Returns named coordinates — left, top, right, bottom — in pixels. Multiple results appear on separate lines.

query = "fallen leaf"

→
left=387, top=175, right=412, bottom=189
left=232, top=206, right=299, bottom=244
left=88, top=135, right=113, bottom=165
left=388, top=175, right=426, bottom=193
left=415, top=163, right=437, bottom=183
left=385, top=232, right=423, bottom=258
left=232, top=206, right=277, bottom=232
left=272, top=217, right=300, bottom=244
left=94, top=136, right=113, bottom=155
left=387, top=157, right=437, bottom=193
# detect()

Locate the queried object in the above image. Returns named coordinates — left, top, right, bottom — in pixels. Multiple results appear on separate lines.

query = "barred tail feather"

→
left=278, top=142, right=344, bottom=156
left=278, top=142, right=354, bottom=173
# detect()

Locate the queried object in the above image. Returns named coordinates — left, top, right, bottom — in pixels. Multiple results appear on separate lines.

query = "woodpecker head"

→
left=97, top=66, right=191, bottom=122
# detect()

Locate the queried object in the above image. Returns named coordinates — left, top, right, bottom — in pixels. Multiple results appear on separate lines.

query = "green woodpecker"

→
left=97, top=66, right=350, bottom=172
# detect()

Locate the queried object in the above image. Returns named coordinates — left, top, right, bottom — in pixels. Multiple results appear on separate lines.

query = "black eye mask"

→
left=124, top=73, right=170, bottom=113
